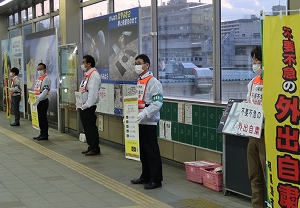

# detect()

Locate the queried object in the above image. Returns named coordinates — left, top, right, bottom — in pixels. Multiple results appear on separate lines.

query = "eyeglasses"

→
left=135, top=63, right=144, bottom=66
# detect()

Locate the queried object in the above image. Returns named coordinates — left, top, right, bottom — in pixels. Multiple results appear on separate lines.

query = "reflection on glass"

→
left=44, top=0, right=50, bottom=14
left=9, top=15, right=13, bottom=26
left=54, top=0, right=59, bottom=11
left=114, top=0, right=150, bottom=12
left=82, top=1, right=108, bottom=20
left=54, top=15, right=59, bottom=28
left=14, top=13, right=18, bottom=24
left=59, top=45, right=79, bottom=106
left=221, top=0, right=287, bottom=101
left=21, top=10, right=26, bottom=22
left=36, top=3, right=42, bottom=17
left=54, top=16, right=60, bottom=45
left=36, top=19, right=50, bottom=32
left=21, top=24, right=32, bottom=36
left=28, top=7, right=33, bottom=20
left=9, top=29, right=19, bottom=38
left=157, top=0, right=213, bottom=100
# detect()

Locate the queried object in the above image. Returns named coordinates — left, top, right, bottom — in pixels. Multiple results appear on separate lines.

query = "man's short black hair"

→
left=83, top=55, right=95, bottom=67
left=135, top=54, right=150, bottom=67
left=251, top=46, right=262, bottom=61
left=38, top=63, right=47, bottom=69
left=10, top=67, right=19, bottom=75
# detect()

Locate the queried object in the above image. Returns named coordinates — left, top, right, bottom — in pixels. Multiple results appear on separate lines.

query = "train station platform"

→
left=0, top=112, right=251, bottom=208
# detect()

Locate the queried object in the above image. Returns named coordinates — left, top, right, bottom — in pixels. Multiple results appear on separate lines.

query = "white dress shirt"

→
left=81, top=67, right=101, bottom=110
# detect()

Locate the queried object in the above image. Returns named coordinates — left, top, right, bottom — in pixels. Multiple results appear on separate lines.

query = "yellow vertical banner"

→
left=263, top=14, right=300, bottom=208
left=28, top=91, right=39, bottom=129
left=3, top=52, right=11, bottom=120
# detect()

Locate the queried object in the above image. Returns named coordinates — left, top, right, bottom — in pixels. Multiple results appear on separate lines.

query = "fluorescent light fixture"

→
left=0, top=0, right=13, bottom=7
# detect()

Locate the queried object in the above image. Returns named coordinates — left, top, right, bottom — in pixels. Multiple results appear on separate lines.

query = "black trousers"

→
left=37, top=99, right=49, bottom=137
left=139, top=124, right=163, bottom=183
left=11, top=95, right=21, bottom=123
left=79, top=105, right=100, bottom=153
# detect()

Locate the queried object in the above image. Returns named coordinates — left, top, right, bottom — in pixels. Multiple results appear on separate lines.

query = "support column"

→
left=59, top=0, right=81, bottom=45
left=288, top=0, right=300, bottom=14
left=59, top=0, right=82, bottom=135
left=151, top=0, right=158, bottom=78
left=212, top=0, right=221, bottom=102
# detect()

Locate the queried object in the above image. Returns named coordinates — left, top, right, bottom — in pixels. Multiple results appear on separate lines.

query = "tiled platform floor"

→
left=0, top=112, right=251, bottom=208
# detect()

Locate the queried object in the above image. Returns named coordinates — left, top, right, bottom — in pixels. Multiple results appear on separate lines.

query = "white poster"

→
left=185, top=103, right=192, bottom=125
left=236, top=102, right=264, bottom=138
left=159, top=120, right=165, bottom=139
left=114, top=84, right=123, bottom=116
left=96, top=83, right=114, bottom=114
left=222, top=102, right=264, bottom=139
left=123, top=84, right=137, bottom=96
left=178, top=102, right=185, bottom=123
left=165, top=121, right=172, bottom=140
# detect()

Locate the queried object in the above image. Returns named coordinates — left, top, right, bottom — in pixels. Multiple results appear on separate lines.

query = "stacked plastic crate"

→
left=184, top=161, right=223, bottom=191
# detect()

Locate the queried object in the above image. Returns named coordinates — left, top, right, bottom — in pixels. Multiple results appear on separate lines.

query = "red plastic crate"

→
left=184, top=161, right=217, bottom=184
left=202, top=165, right=223, bottom=191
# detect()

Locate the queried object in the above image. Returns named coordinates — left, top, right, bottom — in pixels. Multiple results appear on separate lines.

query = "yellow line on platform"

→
left=0, top=126, right=172, bottom=208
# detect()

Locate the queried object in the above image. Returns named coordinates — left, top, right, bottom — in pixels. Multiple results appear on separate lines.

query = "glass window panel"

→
left=9, top=29, right=19, bottom=38
left=220, top=0, right=287, bottom=101
left=36, top=18, right=50, bottom=32
left=114, top=1, right=150, bottom=12
left=54, top=15, right=60, bottom=45
left=138, top=0, right=152, bottom=72
left=44, top=0, right=50, bottom=14
left=21, top=10, right=26, bottom=22
left=36, top=3, right=42, bottom=17
left=21, top=24, right=32, bottom=36
left=28, top=7, right=33, bottom=20
left=8, top=15, right=13, bottom=26
left=54, top=0, right=59, bottom=11
left=14, top=13, right=19, bottom=24
left=158, top=0, right=213, bottom=100
left=82, top=1, right=108, bottom=20
left=54, top=15, right=59, bottom=28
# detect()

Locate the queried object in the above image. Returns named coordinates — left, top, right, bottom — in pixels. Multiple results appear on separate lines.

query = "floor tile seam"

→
left=0, top=126, right=172, bottom=208
left=14, top=138, right=169, bottom=206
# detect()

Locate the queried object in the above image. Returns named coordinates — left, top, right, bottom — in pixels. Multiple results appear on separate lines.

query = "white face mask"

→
left=81, top=64, right=86, bottom=71
left=38, top=70, right=45, bottom=76
left=135, top=65, right=144, bottom=74
left=9, top=72, right=14, bottom=77
left=252, top=64, right=262, bottom=75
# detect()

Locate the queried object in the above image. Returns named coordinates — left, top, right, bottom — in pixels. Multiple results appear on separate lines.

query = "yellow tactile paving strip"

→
left=0, top=126, right=172, bottom=208
left=180, top=198, right=225, bottom=208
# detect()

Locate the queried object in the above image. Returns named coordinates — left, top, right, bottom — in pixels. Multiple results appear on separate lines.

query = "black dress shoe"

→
left=144, top=182, right=162, bottom=189
left=37, top=136, right=48, bottom=141
left=131, top=178, right=150, bottom=184
left=10, top=122, right=20, bottom=126
left=81, top=150, right=89, bottom=154
left=33, top=135, right=41, bottom=140
left=85, top=151, right=100, bottom=156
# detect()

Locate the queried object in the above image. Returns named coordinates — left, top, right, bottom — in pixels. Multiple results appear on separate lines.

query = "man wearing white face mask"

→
left=130, top=54, right=163, bottom=190
left=78, top=55, right=101, bottom=156
left=32, top=63, right=51, bottom=141
left=246, top=46, right=266, bottom=208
